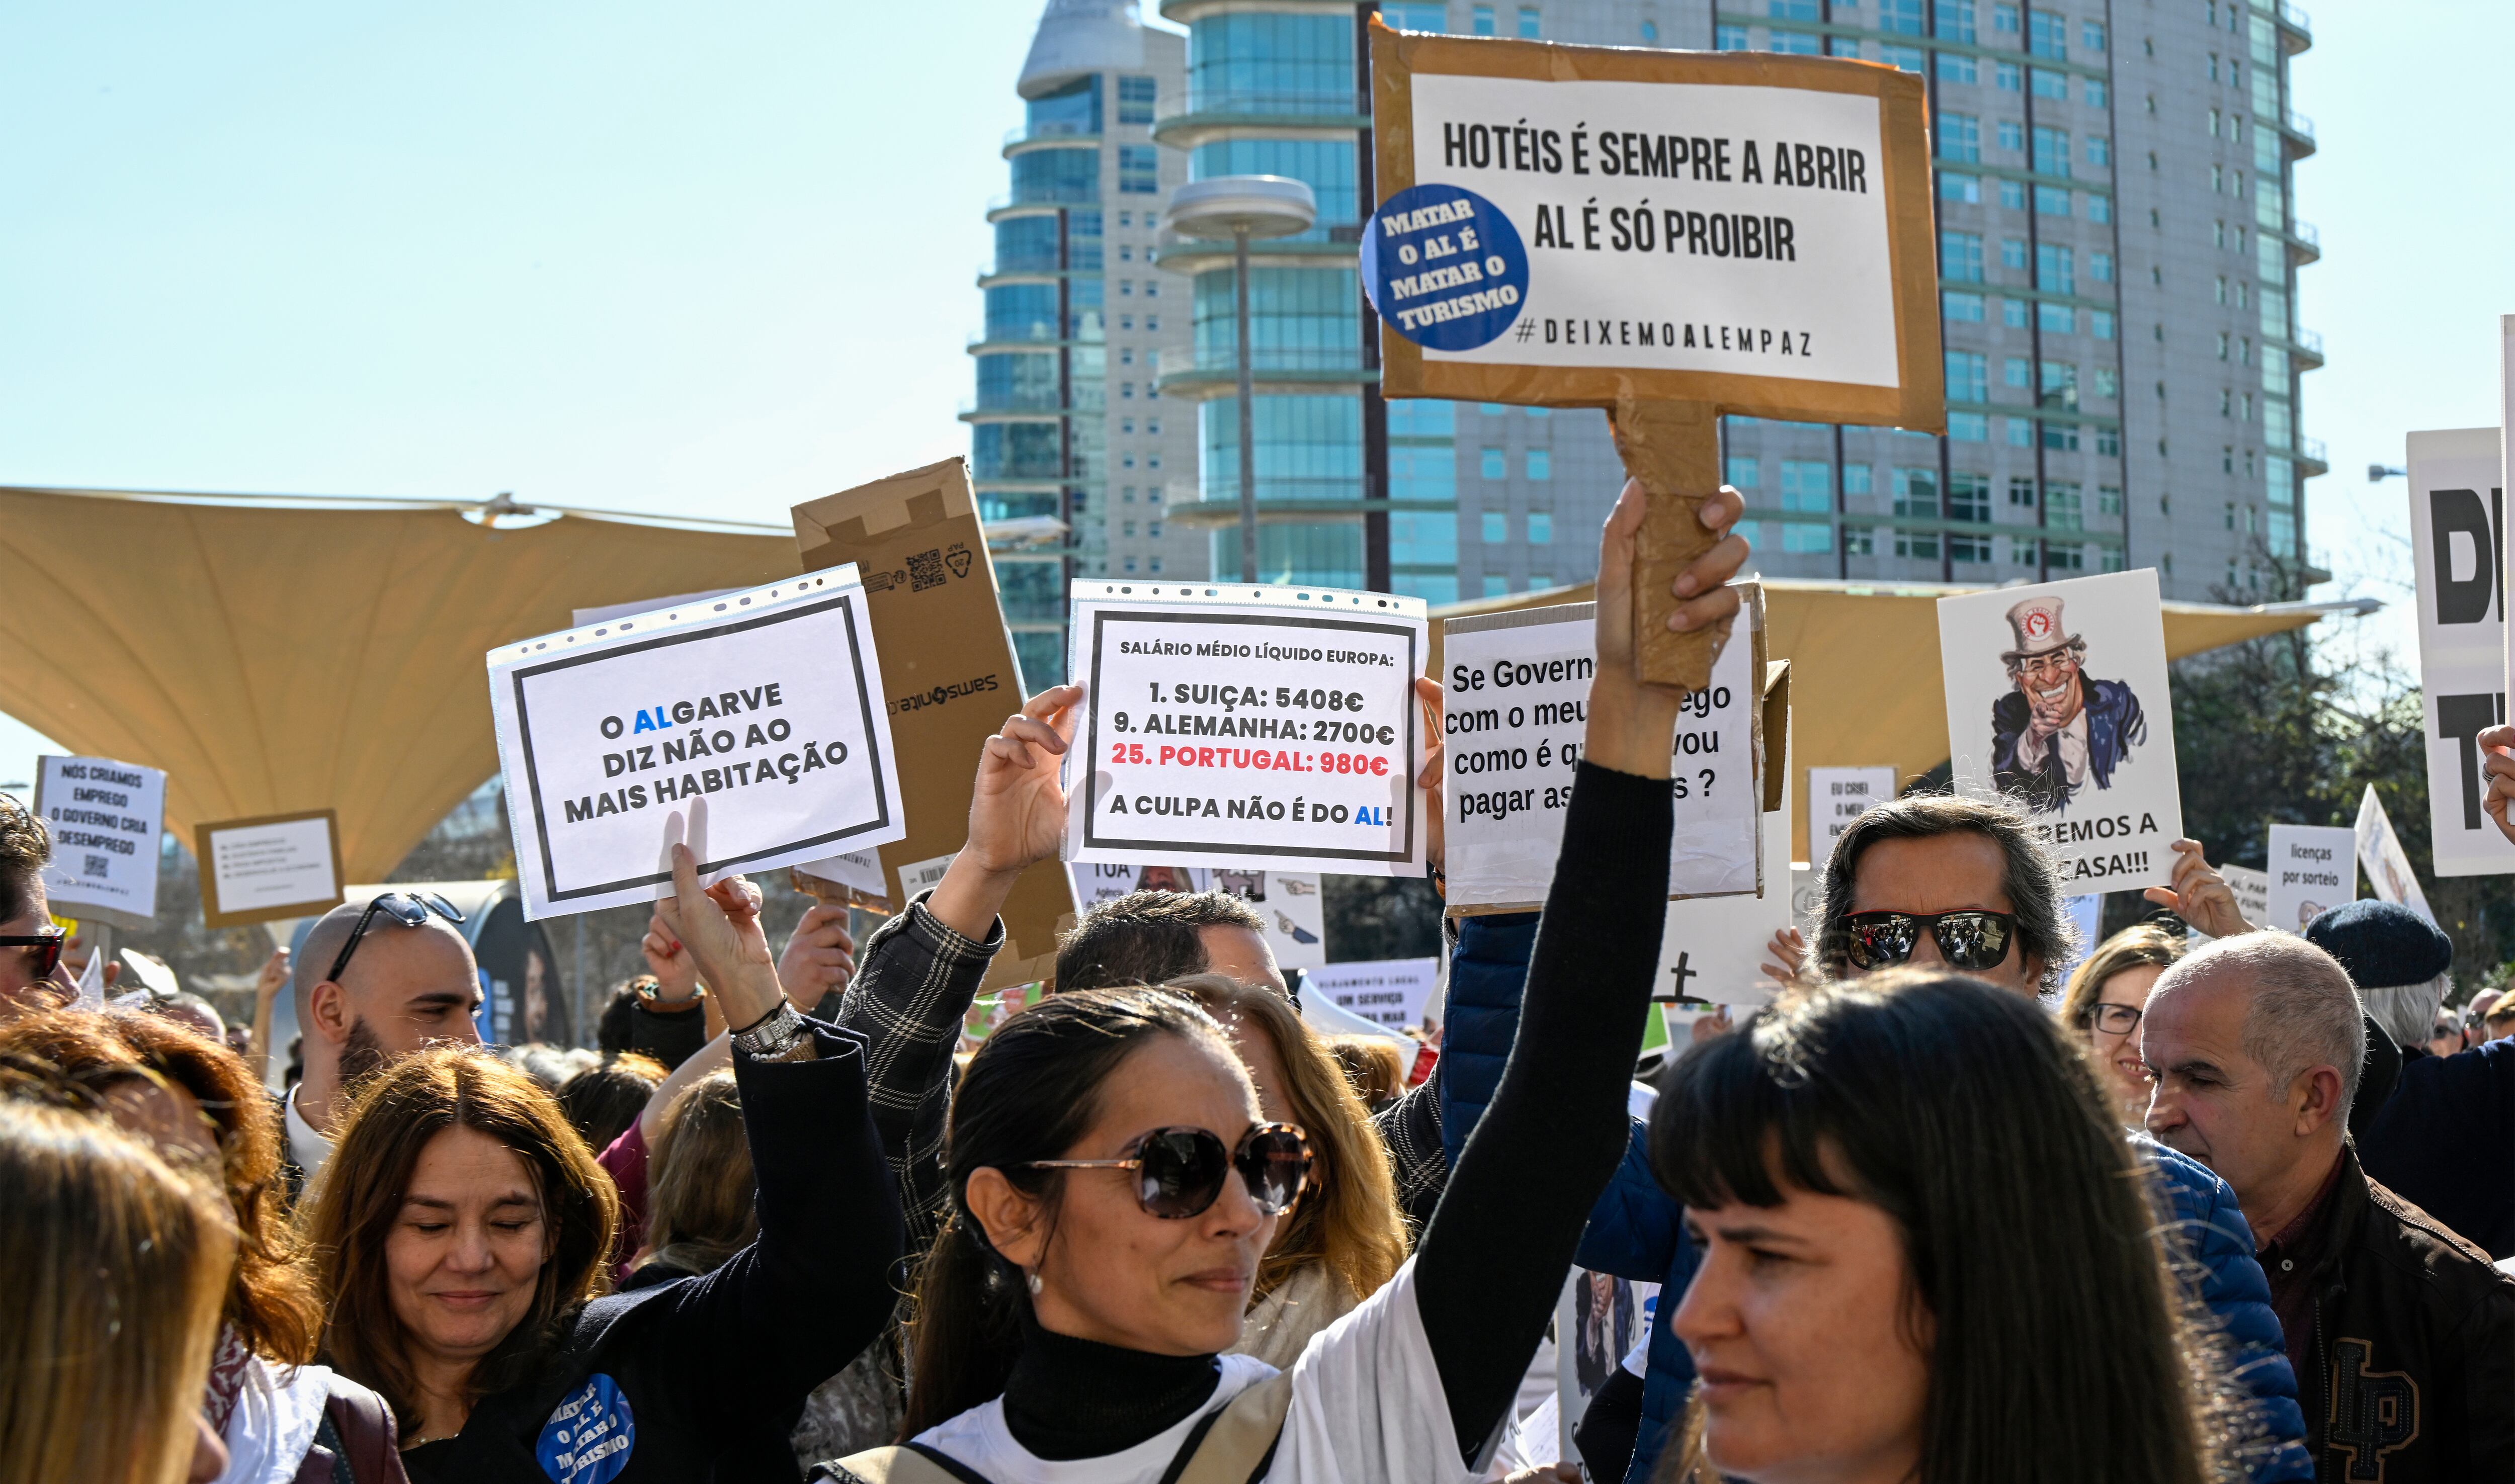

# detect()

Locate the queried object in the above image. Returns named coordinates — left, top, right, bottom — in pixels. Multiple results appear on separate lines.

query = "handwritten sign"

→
left=1309, top=957, right=1441, bottom=1030
left=2220, top=862, right=2271, bottom=930
left=1658, top=672, right=1791, bottom=1006
left=1062, top=583, right=1428, bottom=878
left=487, top=570, right=906, bottom=919
left=33, top=755, right=164, bottom=929
left=1809, top=765, right=1896, bottom=850
left=1441, top=591, right=1766, bottom=910
left=2266, top=824, right=2358, bottom=934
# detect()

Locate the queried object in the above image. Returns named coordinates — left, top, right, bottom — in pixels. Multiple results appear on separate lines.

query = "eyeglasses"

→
left=2083, top=1002, right=2144, bottom=1035
left=325, top=893, right=466, bottom=984
left=0, top=929, right=64, bottom=981
left=1842, top=910, right=2018, bottom=974
left=1020, top=1123, right=1312, bottom=1220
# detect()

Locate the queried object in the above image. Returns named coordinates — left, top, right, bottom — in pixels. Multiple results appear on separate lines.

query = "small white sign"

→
left=1063, top=583, right=1429, bottom=878
left=1442, top=595, right=1762, bottom=908
left=2220, top=862, right=2271, bottom=928
left=792, top=847, right=888, bottom=901
left=1659, top=708, right=1793, bottom=1007
left=487, top=569, right=907, bottom=919
left=1809, top=765, right=1896, bottom=848
left=33, top=755, right=165, bottom=928
left=1308, top=956, right=1440, bottom=1030
left=895, top=851, right=961, bottom=904
left=2355, top=787, right=2436, bottom=925
left=2267, top=824, right=2359, bottom=934
left=2408, top=426, right=2514, bottom=877
left=204, top=814, right=340, bottom=922
left=1938, top=569, right=2182, bottom=892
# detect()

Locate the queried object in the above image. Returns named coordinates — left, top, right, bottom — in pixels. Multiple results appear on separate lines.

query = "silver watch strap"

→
left=733, top=1001, right=811, bottom=1061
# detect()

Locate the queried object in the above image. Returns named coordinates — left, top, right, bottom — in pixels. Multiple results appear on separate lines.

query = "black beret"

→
left=2304, top=900, right=2453, bottom=989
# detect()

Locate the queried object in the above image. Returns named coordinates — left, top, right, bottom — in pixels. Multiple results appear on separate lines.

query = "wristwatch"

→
left=731, top=1000, right=814, bottom=1063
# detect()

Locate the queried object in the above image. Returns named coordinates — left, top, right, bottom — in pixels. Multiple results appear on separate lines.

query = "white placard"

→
left=1809, top=765, right=1896, bottom=848
left=206, top=815, right=339, bottom=918
left=32, top=754, right=164, bottom=928
left=1407, top=73, right=1900, bottom=387
left=1442, top=595, right=1762, bottom=907
left=1063, top=583, right=1429, bottom=878
left=1659, top=706, right=1792, bottom=1006
left=895, top=851, right=960, bottom=904
left=1938, top=570, right=2182, bottom=892
left=487, top=569, right=907, bottom=920
left=1307, top=956, right=1440, bottom=1030
left=2221, top=862, right=2271, bottom=928
left=2267, top=824, right=2359, bottom=934
left=792, top=847, right=888, bottom=900
left=2356, top=786, right=2437, bottom=925
left=2407, top=427, right=2513, bottom=876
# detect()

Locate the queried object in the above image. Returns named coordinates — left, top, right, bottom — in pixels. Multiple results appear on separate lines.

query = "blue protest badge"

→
left=1360, top=183, right=1529, bottom=352
left=537, top=1374, right=635, bottom=1484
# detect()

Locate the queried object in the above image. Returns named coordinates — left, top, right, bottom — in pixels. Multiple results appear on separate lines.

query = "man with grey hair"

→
left=2145, top=931, right=2515, bottom=1480
left=278, top=892, right=484, bottom=1198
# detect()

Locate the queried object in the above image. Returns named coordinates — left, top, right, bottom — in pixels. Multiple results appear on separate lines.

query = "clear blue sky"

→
left=1, top=0, right=2507, bottom=787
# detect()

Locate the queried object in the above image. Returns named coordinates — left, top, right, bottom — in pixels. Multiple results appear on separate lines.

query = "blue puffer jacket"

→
left=1441, top=915, right=2315, bottom=1484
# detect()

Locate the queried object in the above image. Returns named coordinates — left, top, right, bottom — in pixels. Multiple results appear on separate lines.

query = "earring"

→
left=1027, top=1271, right=1043, bottom=1296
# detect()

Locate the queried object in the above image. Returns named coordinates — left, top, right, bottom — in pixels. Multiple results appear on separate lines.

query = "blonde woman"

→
left=2058, top=924, right=2183, bottom=1126
left=0, top=1091, right=237, bottom=1484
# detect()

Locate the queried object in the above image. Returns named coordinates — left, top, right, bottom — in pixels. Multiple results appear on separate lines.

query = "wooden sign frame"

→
left=194, top=808, right=346, bottom=929
left=1369, top=20, right=1945, bottom=429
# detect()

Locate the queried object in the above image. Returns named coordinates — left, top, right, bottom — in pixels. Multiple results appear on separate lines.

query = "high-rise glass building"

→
left=976, top=2, right=1200, bottom=690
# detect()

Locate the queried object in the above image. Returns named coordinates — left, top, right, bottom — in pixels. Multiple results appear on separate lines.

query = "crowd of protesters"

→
left=7, top=483, right=2515, bottom=1484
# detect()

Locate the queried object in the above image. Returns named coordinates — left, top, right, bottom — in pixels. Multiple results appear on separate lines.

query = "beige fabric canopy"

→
left=1431, top=576, right=2355, bottom=859
left=0, top=486, right=800, bottom=884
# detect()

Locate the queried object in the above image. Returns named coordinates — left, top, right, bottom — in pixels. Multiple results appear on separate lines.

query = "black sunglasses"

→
left=1842, top=910, right=2017, bottom=973
left=325, top=893, right=466, bottom=984
left=0, top=929, right=65, bottom=981
left=1021, top=1123, right=1312, bottom=1220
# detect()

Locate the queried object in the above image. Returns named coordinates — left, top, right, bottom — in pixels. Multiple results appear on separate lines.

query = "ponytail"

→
left=899, top=988, right=1233, bottom=1435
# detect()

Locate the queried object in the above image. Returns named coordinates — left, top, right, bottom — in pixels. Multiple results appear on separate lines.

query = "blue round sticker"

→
left=1360, top=183, right=1529, bottom=352
left=537, top=1374, right=635, bottom=1484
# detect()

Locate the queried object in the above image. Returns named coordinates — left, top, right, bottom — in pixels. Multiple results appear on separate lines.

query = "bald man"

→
left=280, top=895, right=484, bottom=1195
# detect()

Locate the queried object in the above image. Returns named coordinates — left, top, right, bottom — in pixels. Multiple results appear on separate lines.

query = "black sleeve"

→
left=620, top=1019, right=907, bottom=1437
left=629, top=1000, right=709, bottom=1072
left=1413, top=761, right=1672, bottom=1458
left=1573, top=1364, right=1646, bottom=1484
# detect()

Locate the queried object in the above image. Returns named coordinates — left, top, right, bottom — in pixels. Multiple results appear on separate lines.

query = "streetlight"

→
left=1163, top=175, right=1318, bottom=582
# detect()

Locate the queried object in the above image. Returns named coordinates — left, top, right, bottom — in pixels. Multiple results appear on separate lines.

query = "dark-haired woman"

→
left=1656, top=970, right=2272, bottom=1484
left=304, top=853, right=901, bottom=1483
left=815, top=479, right=1742, bottom=1481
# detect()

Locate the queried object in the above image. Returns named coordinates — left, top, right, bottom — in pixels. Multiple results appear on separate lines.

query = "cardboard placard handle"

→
left=1612, top=396, right=1722, bottom=693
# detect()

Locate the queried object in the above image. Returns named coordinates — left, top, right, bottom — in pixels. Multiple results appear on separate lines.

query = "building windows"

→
left=1483, top=575, right=1511, bottom=597
left=1951, top=412, right=1989, bottom=441
left=1893, top=467, right=1940, bottom=519
left=2031, top=68, right=2069, bottom=101
left=2039, top=361, right=2078, bottom=409
left=2038, top=303, right=2076, bottom=335
left=1938, top=53, right=1979, bottom=84
left=1528, top=511, right=1554, bottom=544
left=2085, top=79, right=2109, bottom=108
left=2043, top=421, right=2080, bottom=452
left=1770, top=30, right=1823, bottom=53
left=1944, top=290, right=1986, bottom=321
left=1525, top=448, right=1551, bottom=480
left=1480, top=447, right=1506, bottom=479
left=1935, top=0, right=1977, bottom=40
left=1993, top=3, right=2020, bottom=34
left=1880, top=0, right=1924, bottom=33
left=2091, top=251, right=2115, bottom=283
left=2036, top=243, right=2075, bottom=294
left=2091, top=311, right=2116, bottom=340
left=1942, top=230, right=1985, bottom=282
left=1726, top=456, right=1762, bottom=490
left=2098, top=485, right=2123, bottom=517
left=1781, top=461, right=1834, bottom=553
left=1518, top=6, right=1542, bottom=37
left=2028, top=9, right=2067, bottom=58
left=1481, top=511, right=1507, bottom=542
left=2001, top=236, right=2028, bottom=270
left=1938, top=112, right=1981, bottom=162
left=1997, top=119, right=2024, bottom=153
left=1117, top=75, right=1157, bottom=125
left=2086, top=136, right=2111, bottom=167
left=2082, top=20, right=2107, bottom=50
left=2031, top=125, right=2071, bottom=178
left=2009, top=476, right=2037, bottom=508
left=1948, top=472, right=1991, bottom=524
left=2035, top=185, right=2071, bottom=216
left=1946, top=351, right=1989, bottom=402
left=2002, top=297, right=2028, bottom=328
left=2004, top=357, right=2032, bottom=389
left=2093, top=367, right=2119, bottom=399
left=1996, top=60, right=2021, bottom=92
left=1717, top=25, right=1749, bottom=49
left=1998, top=178, right=2027, bottom=210
left=1472, top=3, right=1496, bottom=34
left=1383, top=2, right=1450, bottom=30
left=2046, top=482, right=2083, bottom=530
left=1640, top=19, right=1658, bottom=42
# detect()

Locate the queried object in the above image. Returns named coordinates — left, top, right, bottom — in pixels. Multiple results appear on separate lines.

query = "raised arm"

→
left=1414, top=478, right=1745, bottom=1458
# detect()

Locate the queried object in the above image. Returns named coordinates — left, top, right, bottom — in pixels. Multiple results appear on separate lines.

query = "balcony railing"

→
left=1155, top=89, right=1368, bottom=125
left=2285, top=110, right=2315, bottom=141
left=2275, top=1, right=2312, bottom=38
left=1157, top=346, right=1370, bottom=377
left=987, top=182, right=1098, bottom=213
left=1003, top=121, right=1101, bottom=150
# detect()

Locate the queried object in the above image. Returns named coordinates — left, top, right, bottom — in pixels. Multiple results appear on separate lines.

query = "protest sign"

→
left=1557, top=1273, right=1658, bottom=1467
left=789, top=848, right=890, bottom=911
left=1442, top=590, right=1768, bottom=910
left=1308, top=957, right=1440, bottom=1031
left=2406, top=426, right=2513, bottom=876
left=1937, top=570, right=2181, bottom=892
left=1213, top=868, right=1329, bottom=972
left=2356, top=787, right=2436, bottom=924
left=1657, top=662, right=1792, bottom=1007
left=793, top=458, right=1077, bottom=990
left=1062, top=582, right=1428, bottom=878
left=486, top=569, right=905, bottom=920
left=31, top=754, right=164, bottom=930
left=2267, top=824, right=2358, bottom=934
left=195, top=810, right=343, bottom=929
left=1366, top=22, right=1940, bottom=690
left=1809, top=765, right=1896, bottom=850
left=2220, top=863, right=2271, bottom=930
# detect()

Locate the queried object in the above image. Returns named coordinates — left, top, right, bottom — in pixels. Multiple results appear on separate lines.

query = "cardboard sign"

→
left=196, top=810, right=344, bottom=928
left=2267, top=824, right=2359, bottom=934
left=2406, top=427, right=2514, bottom=876
left=1062, top=582, right=1429, bottom=878
left=1441, top=590, right=1767, bottom=910
left=793, top=458, right=1077, bottom=990
left=1938, top=570, right=2182, bottom=892
left=32, top=754, right=164, bottom=929
left=1809, top=765, right=1896, bottom=851
left=487, top=570, right=905, bottom=920
left=1308, top=957, right=1441, bottom=1030
left=2221, top=863, right=2271, bottom=930
left=1657, top=662, right=1792, bottom=1007
left=2356, top=787, right=2436, bottom=924
left=1366, top=23, right=1941, bottom=427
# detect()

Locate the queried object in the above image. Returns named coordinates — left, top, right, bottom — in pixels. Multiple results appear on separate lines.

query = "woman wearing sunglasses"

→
left=818, top=479, right=1739, bottom=1483
left=2058, top=924, right=2183, bottom=1125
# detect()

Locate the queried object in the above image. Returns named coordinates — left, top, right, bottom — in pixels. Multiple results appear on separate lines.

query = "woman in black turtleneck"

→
left=848, top=479, right=1747, bottom=1482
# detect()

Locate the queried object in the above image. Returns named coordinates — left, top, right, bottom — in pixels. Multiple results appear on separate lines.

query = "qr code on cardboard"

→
left=906, top=548, right=946, bottom=591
